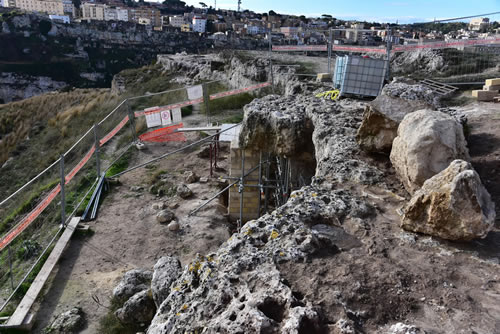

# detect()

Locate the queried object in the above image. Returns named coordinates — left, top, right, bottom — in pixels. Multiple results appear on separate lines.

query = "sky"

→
left=182, top=0, right=500, bottom=24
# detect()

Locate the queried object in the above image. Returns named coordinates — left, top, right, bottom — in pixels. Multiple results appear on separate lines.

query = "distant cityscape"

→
left=1, top=0, right=499, bottom=47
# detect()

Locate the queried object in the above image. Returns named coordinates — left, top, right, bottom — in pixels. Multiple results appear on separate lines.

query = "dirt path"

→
left=31, top=110, right=240, bottom=333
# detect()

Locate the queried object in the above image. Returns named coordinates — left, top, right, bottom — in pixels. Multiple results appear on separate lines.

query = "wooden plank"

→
left=4, top=217, right=80, bottom=328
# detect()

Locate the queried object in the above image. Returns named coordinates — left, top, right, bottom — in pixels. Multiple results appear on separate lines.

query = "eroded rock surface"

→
left=402, top=160, right=495, bottom=241
left=357, top=80, right=440, bottom=154
left=390, top=109, right=469, bottom=193
left=240, top=95, right=384, bottom=185
left=116, top=289, right=156, bottom=324
left=45, top=307, right=85, bottom=334
left=152, top=256, right=182, bottom=307
left=113, top=269, right=153, bottom=301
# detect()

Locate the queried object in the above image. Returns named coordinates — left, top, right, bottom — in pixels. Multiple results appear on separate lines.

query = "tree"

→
left=72, top=0, right=81, bottom=9
left=39, top=20, right=52, bottom=36
left=199, top=2, right=207, bottom=8
left=268, top=10, right=277, bottom=16
left=321, top=14, right=332, bottom=19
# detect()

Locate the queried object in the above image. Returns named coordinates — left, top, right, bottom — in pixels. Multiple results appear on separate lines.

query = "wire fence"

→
left=0, top=78, right=272, bottom=316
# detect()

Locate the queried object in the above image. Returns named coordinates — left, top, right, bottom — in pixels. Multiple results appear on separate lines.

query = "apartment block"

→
left=469, top=18, right=489, bottom=31
left=15, top=0, right=64, bottom=15
left=192, top=16, right=206, bottom=33
left=169, top=15, right=185, bottom=27
left=81, top=2, right=105, bottom=21
left=104, top=7, right=128, bottom=22
left=129, top=7, right=161, bottom=27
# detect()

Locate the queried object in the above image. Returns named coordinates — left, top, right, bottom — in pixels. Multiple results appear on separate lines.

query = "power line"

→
left=414, top=11, right=500, bottom=24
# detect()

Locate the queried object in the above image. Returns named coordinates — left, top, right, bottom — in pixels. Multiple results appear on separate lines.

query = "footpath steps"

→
left=1, top=217, right=80, bottom=330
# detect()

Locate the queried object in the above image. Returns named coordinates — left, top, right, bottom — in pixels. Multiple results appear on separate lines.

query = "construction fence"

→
left=0, top=79, right=272, bottom=315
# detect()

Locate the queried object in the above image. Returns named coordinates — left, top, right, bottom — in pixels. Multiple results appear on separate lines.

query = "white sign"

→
left=161, top=110, right=172, bottom=126
left=171, top=108, right=182, bottom=124
left=219, top=124, right=241, bottom=142
left=145, top=107, right=162, bottom=128
left=187, top=85, right=203, bottom=100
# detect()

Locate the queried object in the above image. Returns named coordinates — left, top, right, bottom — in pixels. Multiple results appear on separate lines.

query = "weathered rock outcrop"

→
left=0, top=72, right=67, bottom=103
left=147, top=186, right=369, bottom=334
left=402, top=160, right=495, bottom=241
left=390, top=109, right=469, bottom=193
left=240, top=95, right=384, bottom=185
left=115, top=289, right=156, bottom=324
left=357, top=81, right=440, bottom=154
left=152, top=256, right=182, bottom=307
left=44, top=307, right=85, bottom=334
left=113, top=269, right=153, bottom=301
left=391, top=49, right=445, bottom=75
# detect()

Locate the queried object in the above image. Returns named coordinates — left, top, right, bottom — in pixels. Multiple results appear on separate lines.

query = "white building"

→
left=49, top=14, right=70, bottom=23
left=469, top=18, right=489, bottom=31
left=192, top=16, right=207, bottom=33
left=104, top=7, right=128, bottom=22
left=169, top=15, right=185, bottom=27
left=62, top=0, right=74, bottom=15
left=246, top=25, right=266, bottom=35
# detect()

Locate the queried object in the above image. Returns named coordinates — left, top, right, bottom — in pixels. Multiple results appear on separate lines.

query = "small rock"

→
left=168, top=221, right=180, bottom=231
left=177, top=184, right=193, bottom=199
left=45, top=307, right=85, bottom=334
left=169, top=202, right=179, bottom=209
left=152, top=202, right=165, bottom=210
left=113, top=269, right=153, bottom=301
left=130, top=186, right=143, bottom=192
left=199, top=177, right=209, bottom=183
left=115, top=289, right=156, bottom=324
left=156, top=209, right=175, bottom=224
left=184, top=171, right=199, bottom=183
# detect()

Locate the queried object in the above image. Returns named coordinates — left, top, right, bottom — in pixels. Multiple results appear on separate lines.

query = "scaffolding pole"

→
left=257, top=151, right=263, bottom=218
left=239, top=149, right=245, bottom=231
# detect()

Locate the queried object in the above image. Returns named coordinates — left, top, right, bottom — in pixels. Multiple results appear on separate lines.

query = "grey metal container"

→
left=333, top=55, right=387, bottom=97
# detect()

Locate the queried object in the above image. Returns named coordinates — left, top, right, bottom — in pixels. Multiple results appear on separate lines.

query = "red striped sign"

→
left=0, top=184, right=61, bottom=252
left=210, top=82, right=271, bottom=100
left=134, top=98, right=204, bottom=117
left=99, top=116, right=129, bottom=146
left=139, top=123, right=186, bottom=142
left=272, top=45, right=328, bottom=51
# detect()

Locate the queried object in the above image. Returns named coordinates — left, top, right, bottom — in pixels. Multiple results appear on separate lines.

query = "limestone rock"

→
left=184, top=171, right=199, bottom=183
left=402, top=160, right=495, bottom=241
left=45, top=307, right=85, bottom=334
left=156, top=209, right=175, bottom=224
left=177, top=184, right=193, bottom=199
left=390, top=110, right=469, bottom=194
left=115, top=289, right=156, bottom=324
left=113, top=269, right=153, bottom=301
left=152, top=202, right=165, bottom=210
left=167, top=221, right=180, bottom=231
left=151, top=256, right=182, bottom=307
left=357, top=81, right=439, bottom=154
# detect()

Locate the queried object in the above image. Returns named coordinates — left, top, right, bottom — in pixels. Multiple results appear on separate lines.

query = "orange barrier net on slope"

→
left=138, top=123, right=186, bottom=143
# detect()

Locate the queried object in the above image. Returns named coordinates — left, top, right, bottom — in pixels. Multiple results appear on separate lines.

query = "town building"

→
left=104, top=7, right=128, bottom=22
left=14, top=0, right=65, bottom=15
left=129, top=7, right=161, bottom=27
left=62, top=0, right=74, bottom=16
left=49, top=14, right=70, bottom=23
left=192, top=16, right=207, bottom=33
left=469, top=18, right=489, bottom=31
left=81, top=2, right=106, bottom=21
left=281, top=26, right=300, bottom=39
left=180, top=23, right=191, bottom=32
left=169, top=15, right=185, bottom=27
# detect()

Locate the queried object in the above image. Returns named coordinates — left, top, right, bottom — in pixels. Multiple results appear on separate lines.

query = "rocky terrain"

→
left=96, top=83, right=498, bottom=333
left=2, top=51, right=498, bottom=333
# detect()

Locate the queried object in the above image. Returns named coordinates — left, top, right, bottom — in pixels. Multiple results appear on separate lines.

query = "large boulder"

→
left=45, top=307, right=85, bottom=334
left=390, top=110, right=469, bottom=194
left=115, top=289, right=156, bottom=324
left=176, top=184, right=193, bottom=199
left=402, top=160, right=495, bottom=241
left=113, top=269, right=153, bottom=301
left=357, top=81, right=439, bottom=154
left=151, top=256, right=182, bottom=307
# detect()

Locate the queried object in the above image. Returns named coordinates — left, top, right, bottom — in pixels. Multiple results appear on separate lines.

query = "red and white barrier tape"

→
left=99, top=115, right=129, bottom=146
left=134, top=98, right=204, bottom=117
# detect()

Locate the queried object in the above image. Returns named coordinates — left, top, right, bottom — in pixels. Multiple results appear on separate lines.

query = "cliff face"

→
left=0, top=72, right=66, bottom=103
left=0, top=10, right=267, bottom=103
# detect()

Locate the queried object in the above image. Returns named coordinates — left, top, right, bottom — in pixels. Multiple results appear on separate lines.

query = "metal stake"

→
left=203, top=83, right=211, bottom=125
left=257, top=151, right=263, bottom=218
left=264, top=152, right=270, bottom=213
left=60, top=154, right=66, bottom=227
left=268, top=31, right=275, bottom=93
left=328, top=28, right=333, bottom=73
left=386, top=25, right=392, bottom=81
left=239, top=149, right=245, bottom=231
left=126, top=99, right=138, bottom=142
left=8, top=245, right=14, bottom=290
left=93, top=124, right=101, bottom=177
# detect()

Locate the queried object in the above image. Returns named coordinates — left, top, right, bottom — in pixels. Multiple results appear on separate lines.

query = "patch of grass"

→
left=221, top=114, right=244, bottom=124
left=0, top=179, right=59, bottom=235
left=181, top=105, right=193, bottom=117
left=105, top=149, right=133, bottom=178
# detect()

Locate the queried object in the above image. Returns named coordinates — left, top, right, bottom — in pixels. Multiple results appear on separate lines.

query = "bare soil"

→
left=31, top=111, right=240, bottom=333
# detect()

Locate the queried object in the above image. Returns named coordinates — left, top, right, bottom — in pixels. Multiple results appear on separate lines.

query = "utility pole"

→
left=385, top=25, right=392, bottom=81
left=237, top=0, right=241, bottom=12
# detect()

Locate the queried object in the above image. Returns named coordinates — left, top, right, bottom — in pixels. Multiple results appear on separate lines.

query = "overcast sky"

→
left=182, top=0, right=500, bottom=23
